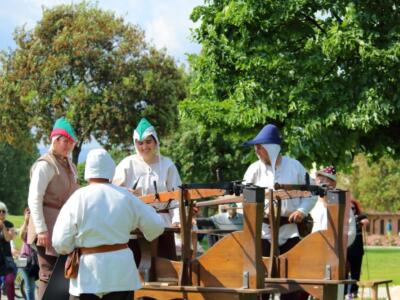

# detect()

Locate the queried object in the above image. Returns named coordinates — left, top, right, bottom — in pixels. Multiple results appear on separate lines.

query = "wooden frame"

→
left=135, top=185, right=353, bottom=300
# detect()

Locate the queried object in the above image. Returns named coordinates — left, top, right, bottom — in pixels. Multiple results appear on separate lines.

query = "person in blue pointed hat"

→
left=243, top=123, right=316, bottom=300
left=113, top=117, right=181, bottom=260
left=27, top=117, right=80, bottom=298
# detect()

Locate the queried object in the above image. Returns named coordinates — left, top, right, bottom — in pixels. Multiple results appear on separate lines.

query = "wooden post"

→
left=268, top=189, right=280, bottom=278
left=242, top=186, right=265, bottom=289
left=178, top=188, right=191, bottom=285
left=326, top=189, right=346, bottom=280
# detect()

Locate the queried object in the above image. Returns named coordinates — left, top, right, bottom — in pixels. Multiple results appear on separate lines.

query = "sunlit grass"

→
left=361, top=247, right=400, bottom=285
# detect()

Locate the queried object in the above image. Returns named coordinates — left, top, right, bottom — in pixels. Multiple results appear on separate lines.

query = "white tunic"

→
left=310, top=200, right=356, bottom=246
left=52, top=183, right=164, bottom=296
left=28, top=161, right=55, bottom=234
left=243, top=156, right=317, bottom=245
left=113, top=154, right=182, bottom=226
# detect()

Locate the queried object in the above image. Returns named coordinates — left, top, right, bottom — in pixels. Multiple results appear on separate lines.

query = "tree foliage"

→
left=0, top=142, right=38, bottom=214
left=180, top=0, right=400, bottom=174
left=339, top=154, right=400, bottom=212
left=163, top=119, right=254, bottom=183
left=0, top=2, right=186, bottom=163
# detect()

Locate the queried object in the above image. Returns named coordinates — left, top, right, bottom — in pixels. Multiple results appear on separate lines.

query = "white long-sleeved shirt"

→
left=243, top=156, right=317, bottom=245
left=310, top=200, right=356, bottom=247
left=28, top=161, right=56, bottom=234
left=52, top=183, right=164, bottom=296
left=113, top=154, right=182, bottom=226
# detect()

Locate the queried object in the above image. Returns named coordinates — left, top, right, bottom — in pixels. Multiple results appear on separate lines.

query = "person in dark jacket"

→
left=346, top=199, right=369, bottom=299
left=0, top=201, right=17, bottom=300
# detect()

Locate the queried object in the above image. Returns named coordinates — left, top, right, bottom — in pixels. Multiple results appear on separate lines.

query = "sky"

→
left=0, top=0, right=204, bottom=161
left=0, top=0, right=203, bottom=64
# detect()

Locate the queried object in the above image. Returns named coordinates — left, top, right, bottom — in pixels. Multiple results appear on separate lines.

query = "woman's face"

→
left=254, top=144, right=271, bottom=165
left=0, top=208, right=6, bottom=221
left=53, top=136, right=75, bottom=157
left=316, top=174, right=336, bottom=188
left=135, top=136, right=157, bottom=161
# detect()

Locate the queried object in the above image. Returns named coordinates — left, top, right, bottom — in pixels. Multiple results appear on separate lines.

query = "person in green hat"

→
left=27, top=117, right=80, bottom=299
left=113, top=118, right=181, bottom=260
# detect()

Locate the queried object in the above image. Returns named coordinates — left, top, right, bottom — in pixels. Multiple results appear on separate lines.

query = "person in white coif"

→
left=310, top=166, right=356, bottom=246
left=113, top=117, right=181, bottom=260
left=52, top=149, right=164, bottom=300
left=242, top=124, right=316, bottom=300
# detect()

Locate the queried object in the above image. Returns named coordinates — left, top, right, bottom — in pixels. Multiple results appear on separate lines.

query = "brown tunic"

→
left=27, top=152, right=79, bottom=256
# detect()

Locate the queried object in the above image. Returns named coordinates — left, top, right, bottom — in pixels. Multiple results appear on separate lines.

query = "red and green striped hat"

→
left=50, top=117, right=77, bottom=143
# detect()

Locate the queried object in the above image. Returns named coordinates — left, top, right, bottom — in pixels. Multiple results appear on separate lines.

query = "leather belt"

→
left=80, top=243, right=128, bottom=255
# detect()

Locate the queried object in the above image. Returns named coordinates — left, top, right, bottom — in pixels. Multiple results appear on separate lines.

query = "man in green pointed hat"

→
left=113, top=118, right=181, bottom=260
left=27, top=117, right=79, bottom=298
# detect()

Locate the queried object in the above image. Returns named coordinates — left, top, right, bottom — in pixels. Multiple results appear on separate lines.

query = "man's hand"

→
left=128, top=188, right=142, bottom=197
left=288, top=211, right=305, bottom=224
left=37, top=231, right=50, bottom=248
left=24, top=208, right=30, bottom=221
left=360, top=218, right=369, bottom=227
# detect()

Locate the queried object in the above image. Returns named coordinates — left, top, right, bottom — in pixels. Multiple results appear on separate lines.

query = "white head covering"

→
left=84, top=148, right=116, bottom=181
left=133, top=118, right=160, bottom=154
left=0, top=201, right=8, bottom=214
left=261, top=144, right=281, bottom=186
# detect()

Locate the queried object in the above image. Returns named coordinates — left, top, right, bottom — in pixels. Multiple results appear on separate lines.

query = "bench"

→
left=358, top=279, right=392, bottom=300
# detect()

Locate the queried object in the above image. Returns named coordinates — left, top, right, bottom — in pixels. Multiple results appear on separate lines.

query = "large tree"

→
left=163, top=119, right=251, bottom=183
left=178, top=0, right=399, bottom=174
left=338, top=154, right=400, bottom=211
left=1, top=2, right=186, bottom=163
left=0, top=141, right=38, bottom=214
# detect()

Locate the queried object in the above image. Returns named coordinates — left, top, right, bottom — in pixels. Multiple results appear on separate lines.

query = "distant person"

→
left=211, top=203, right=243, bottom=231
left=27, top=117, right=79, bottom=299
left=53, top=149, right=164, bottom=300
left=196, top=203, right=244, bottom=247
left=0, top=201, right=17, bottom=300
left=311, top=166, right=356, bottom=246
left=19, top=208, right=38, bottom=300
left=346, top=199, right=369, bottom=299
left=386, top=220, right=392, bottom=238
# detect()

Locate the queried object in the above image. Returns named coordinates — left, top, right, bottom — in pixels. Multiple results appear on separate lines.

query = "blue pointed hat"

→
left=243, top=124, right=282, bottom=146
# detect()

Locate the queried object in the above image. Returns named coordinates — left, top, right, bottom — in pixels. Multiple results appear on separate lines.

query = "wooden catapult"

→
left=135, top=182, right=353, bottom=300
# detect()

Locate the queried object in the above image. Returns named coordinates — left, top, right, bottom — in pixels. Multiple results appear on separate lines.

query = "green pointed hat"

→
left=133, top=118, right=159, bottom=144
left=50, top=117, right=77, bottom=143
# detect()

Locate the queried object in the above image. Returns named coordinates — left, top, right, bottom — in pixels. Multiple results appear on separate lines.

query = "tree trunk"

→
left=72, top=143, right=82, bottom=165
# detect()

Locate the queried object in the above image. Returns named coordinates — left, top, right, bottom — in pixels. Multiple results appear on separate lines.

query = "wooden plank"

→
left=242, top=200, right=265, bottom=288
left=153, top=257, right=181, bottom=282
left=136, top=285, right=276, bottom=300
left=264, top=278, right=355, bottom=285
left=195, top=232, right=245, bottom=287
left=136, top=289, right=239, bottom=300
left=139, top=189, right=226, bottom=204
left=358, top=279, right=392, bottom=287
left=138, top=285, right=276, bottom=293
left=139, top=189, right=312, bottom=205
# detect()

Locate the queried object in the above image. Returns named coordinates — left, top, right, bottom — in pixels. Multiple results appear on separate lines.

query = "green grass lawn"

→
left=7, top=214, right=25, bottom=249
left=361, top=247, right=400, bottom=285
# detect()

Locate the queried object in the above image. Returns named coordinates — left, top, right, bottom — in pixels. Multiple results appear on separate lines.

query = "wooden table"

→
left=358, top=279, right=392, bottom=300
